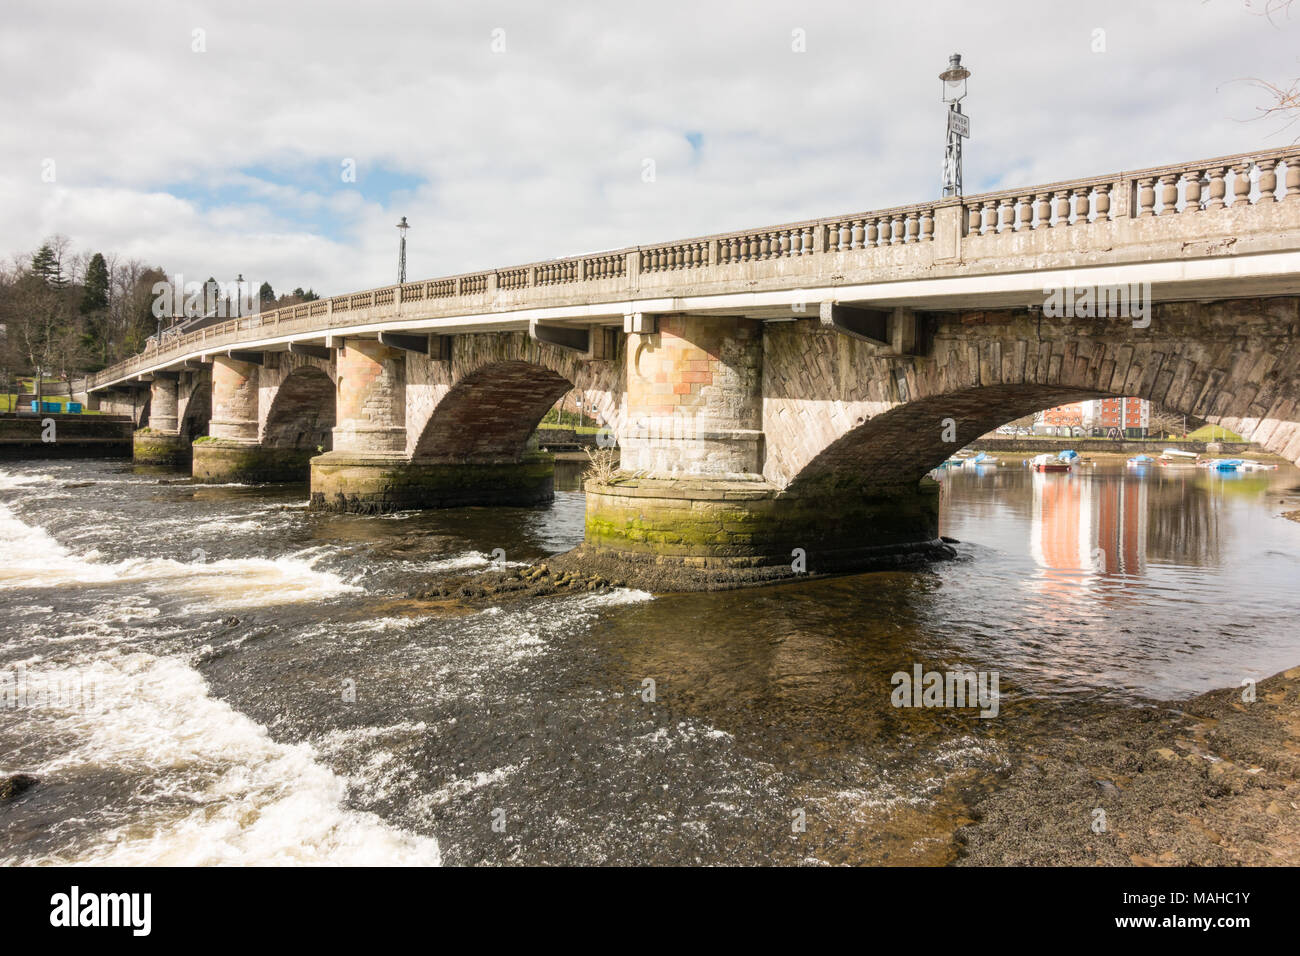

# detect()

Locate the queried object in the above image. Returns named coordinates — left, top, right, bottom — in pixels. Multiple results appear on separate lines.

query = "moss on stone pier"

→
left=309, top=451, right=556, bottom=513
left=133, top=430, right=191, bottom=469
left=581, top=475, right=944, bottom=584
left=192, top=439, right=315, bottom=483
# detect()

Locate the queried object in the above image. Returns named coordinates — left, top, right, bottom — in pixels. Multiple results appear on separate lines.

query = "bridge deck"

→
left=90, top=146, right=1300, bottom=391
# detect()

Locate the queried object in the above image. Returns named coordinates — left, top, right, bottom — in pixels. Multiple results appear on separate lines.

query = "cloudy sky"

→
left=2, top=0, right=1297, bottom=296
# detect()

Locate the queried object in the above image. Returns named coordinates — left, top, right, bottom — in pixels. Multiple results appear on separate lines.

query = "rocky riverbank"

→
left=409, top=538, right=960, bottom=601
left=956, top=666, right=1300, bottom=865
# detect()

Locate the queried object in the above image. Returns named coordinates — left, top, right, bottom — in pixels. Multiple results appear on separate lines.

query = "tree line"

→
left=0, top=235, right=318, bottom=405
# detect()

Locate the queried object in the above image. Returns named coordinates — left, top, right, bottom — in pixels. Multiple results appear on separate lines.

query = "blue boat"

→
left=1057, top=449, right=1079, bottom=462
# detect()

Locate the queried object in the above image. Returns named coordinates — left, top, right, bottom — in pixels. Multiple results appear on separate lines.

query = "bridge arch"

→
left=261, top=364, right=336, bottom=451
left=406, top=331, right=623, bottom=461
left=770, top=299, right=1300, bottom=494
left=179, top=372, right=211, bottom=439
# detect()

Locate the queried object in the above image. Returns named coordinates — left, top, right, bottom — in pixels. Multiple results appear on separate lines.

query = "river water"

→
left=2, top=455, right=1298, bottom=865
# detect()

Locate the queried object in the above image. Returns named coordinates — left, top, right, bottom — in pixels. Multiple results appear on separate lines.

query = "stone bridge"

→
left=89, top=147, right=1300, bottom=583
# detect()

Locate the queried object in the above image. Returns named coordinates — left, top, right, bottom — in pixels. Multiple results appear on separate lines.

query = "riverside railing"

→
left=90, top=146, right=1300, bottom=389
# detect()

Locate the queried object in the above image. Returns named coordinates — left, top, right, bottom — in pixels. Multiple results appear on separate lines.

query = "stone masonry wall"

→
left=621, top=314, right=763, bottom=477
left=406, top=331, right=622, bottom=461
left=334, top=338, right=405, bottom=454
left=209, top=355, right=259, bottom=441
left=762, top=296, right=1300, bottom=493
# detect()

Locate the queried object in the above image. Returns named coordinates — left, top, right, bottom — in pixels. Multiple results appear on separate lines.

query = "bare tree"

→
left=1241, top=0, right=1300, bottom=131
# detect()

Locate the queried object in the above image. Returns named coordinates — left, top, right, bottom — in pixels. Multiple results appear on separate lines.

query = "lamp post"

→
left=396, top=216, right=409, bottom=284
left=939, top=53, right=971, bottom=198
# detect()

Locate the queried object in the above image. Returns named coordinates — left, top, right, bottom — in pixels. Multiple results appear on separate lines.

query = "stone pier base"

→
left=192, top=439, right=315, bottom=484
left=309, top=451, right=556, bottom=513
left=577, top=476, right=949, bottom=589
left=133, top=430, right=191, bottom=469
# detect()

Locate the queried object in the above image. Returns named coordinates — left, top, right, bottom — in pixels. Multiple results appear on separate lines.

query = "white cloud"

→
left=0, top=0, right=1294, bottom=296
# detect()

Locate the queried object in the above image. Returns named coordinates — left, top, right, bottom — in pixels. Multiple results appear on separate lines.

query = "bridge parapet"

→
left=89, top=146, right=1300, bottom=392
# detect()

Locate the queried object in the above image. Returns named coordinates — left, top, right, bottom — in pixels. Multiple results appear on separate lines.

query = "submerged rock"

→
left=0, top=774, right=39, bottom=800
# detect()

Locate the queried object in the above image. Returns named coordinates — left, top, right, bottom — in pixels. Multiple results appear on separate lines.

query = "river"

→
left=1, top=455, right=1298, bottom=865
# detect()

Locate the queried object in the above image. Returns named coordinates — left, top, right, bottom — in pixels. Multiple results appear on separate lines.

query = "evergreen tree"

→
left=30, top=244, right=59, bottom=285
left=259, top=281, right=275, bottom=307
left=81, top=252, right=110, bottom=313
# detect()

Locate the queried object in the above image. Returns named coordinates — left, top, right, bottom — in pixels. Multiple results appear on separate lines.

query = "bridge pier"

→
left=579, top=315, right=945, bottom=585
left=133, top=374, right=190, bottom=468
left=309, top=338, right=558, bottom=512
left=193, top=354, right=306, bottom=483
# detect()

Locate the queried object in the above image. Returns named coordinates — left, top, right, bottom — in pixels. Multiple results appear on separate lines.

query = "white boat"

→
left=1160, top=447, right=1199, bottom=462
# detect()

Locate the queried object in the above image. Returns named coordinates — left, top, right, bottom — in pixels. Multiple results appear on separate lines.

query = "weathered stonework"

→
left=333, top=339, right=405, bottom=453
left=133, top=430, right=191, bottom=468
left=192, top=439, right=315, bottom=484
left=209, top=356, right=259, bottom=441
left=405, top=330, right=622, bottom=459
left=148, top=375, right=179, bottom=434
left=620, top=314, right=763, bottom=477
left=581, top=475, right=944, bottom=585
left=309, top=450, right=555, bottom=513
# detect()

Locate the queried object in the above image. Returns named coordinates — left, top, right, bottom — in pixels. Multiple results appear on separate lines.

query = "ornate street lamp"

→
left=940, top=53, right=972, bottom=198
left=396, top=216, right=410, bottom=284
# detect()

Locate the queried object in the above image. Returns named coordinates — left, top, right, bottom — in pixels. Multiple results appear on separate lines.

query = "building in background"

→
left=1034, top=397, right=1149, bottom=438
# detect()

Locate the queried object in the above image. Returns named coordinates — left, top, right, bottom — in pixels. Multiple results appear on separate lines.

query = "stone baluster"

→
left=920, top=209, right=934, bottom=241
left=890, top=214, right=904, bottom=244
left=1205, top=168, right=1227, bottom=210
left=904, top=211, right=919, bottom=242
left=1015, top=196, right=1033, bottom=230
left=851, top=219, right=865, bottom=249
left=1136, top=177, right=1156, bottom=217
left=1232, top=163, right=1253, bottom=206
left=876, top=216, right=891, bottom=246
left=967, top=203, right=981, bottom=234
left=865, top=219, right=878, bottom=247
left=1286, top=159, right=1300, bottom=201
left=1093, top=184, right=1111, bottom=222
left=980, top=201, right=996, bottom=234
left=996, top=197, right=1014, bottom=233
left=1158, top=174, right=1179, bottom=214
left=1180, top=170, right=1203, bottom=213
left=1256, top=158, right=1278, bottom=203
left=1051, top=190, right=1070, bottom=226
left=1072, top=187, right=1091, bottom=223
left=1034, top=193, right=1051, bottom=228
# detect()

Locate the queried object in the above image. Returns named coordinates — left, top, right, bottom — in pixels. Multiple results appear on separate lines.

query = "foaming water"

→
left=1, top=457, right=1298, bottom=865
left=4, top=652, right=440, bottom=866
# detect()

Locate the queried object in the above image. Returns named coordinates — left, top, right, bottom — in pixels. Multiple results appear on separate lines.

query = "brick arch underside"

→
left=262, top=366, right=336, bottom=450
left=786, top=384, right=1110, bottom=494
left=782, top=304, right=1300, bottom=495
left=180, top=379, right=210, bottom=439
left=413, top=360, right=574, bottom=462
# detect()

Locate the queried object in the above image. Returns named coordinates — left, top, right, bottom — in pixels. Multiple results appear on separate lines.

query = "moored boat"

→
left=1030, top=453, right=1072, bottom=473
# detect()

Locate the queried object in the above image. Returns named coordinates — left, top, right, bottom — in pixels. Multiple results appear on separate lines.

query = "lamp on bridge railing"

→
left=396, top=216, right=409, bottom=285
left=939, top=53, right=971, bottom=198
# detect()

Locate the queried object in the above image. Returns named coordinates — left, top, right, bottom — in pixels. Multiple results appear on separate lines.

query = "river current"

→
left=2, top=456, right=1298, bottom=865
